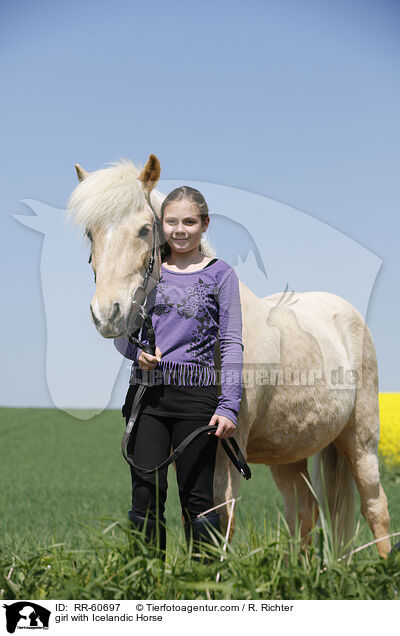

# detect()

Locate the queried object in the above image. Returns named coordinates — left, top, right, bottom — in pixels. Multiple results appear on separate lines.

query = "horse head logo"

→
left=13, top=178, right=381, bottom=415
left=3, top=602, right=51, bottom=634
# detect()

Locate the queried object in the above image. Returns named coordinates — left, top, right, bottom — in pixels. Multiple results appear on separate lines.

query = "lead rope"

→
left=122, top=420, right=251, bottom=478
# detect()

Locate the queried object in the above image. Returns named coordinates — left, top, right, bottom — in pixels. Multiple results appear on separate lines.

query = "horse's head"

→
left=67, top=154, right=164, bottom=338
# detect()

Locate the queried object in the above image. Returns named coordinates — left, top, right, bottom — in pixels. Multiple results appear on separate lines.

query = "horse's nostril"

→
left=90, top=304, right=100, bottom=326
left=111, top=302, right=120, bottom=321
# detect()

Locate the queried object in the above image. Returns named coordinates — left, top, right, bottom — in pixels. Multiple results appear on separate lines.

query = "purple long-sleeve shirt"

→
left=114, top=258, right=244, bottom=426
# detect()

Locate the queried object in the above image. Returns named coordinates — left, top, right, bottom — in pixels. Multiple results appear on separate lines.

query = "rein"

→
left=119, top=192, right=251, bottom=480
left=122, top=423, right=251, bottom=479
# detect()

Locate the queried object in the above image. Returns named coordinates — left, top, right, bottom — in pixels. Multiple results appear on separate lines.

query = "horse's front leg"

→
left=270, top=460, right=318, bottom=543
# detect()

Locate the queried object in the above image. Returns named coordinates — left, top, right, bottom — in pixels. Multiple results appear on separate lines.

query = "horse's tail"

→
left=312, top=443, right=355, bottom=555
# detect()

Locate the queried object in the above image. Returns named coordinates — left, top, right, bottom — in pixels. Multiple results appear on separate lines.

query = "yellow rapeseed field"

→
left=379, top=393, right=400, bottom=469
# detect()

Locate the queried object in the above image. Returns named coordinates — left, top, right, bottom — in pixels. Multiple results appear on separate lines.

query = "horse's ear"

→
left=137, top=154, right=161, bottom=195
left=75, top=164, right=89, bottom=182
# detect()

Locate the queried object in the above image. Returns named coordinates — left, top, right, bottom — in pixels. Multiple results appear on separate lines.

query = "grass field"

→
left=1, top=404, right=399, bottom=600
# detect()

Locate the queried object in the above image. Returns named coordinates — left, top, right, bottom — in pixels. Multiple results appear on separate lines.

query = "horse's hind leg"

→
left=270, top=460, right=318, bottom=540
left=334, top=370, right=391, bottom=558
left=335, top=423, right=391, bottom=558
left=333, top=318, right=391, bottom=558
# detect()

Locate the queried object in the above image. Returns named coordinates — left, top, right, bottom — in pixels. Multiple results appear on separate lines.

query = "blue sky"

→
left=1, top=0, right=400, bottom=410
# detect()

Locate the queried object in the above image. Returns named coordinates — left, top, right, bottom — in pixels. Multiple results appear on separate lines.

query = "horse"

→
left=66, top=155, right=391, bottom=558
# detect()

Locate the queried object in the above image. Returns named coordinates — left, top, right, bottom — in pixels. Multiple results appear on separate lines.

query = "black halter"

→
left=126, top=192, right=161, bottom=355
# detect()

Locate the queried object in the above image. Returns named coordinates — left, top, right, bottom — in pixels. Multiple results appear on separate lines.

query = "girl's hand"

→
left=138, top=346, right=162, bottom=371
left=208, top=413, right=236, bottom=439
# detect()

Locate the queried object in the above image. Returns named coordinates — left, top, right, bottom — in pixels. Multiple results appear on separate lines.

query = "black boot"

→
left=128, top=510, right=166, bottom=561
left=184, top=512, right=221, bottom=562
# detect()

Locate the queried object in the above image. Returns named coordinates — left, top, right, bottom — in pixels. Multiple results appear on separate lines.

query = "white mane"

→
left=66, top=158, right=165, bottom=231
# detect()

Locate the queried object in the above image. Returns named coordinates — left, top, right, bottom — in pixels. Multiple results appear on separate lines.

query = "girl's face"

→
left=162, top=199, right=209, bottom=255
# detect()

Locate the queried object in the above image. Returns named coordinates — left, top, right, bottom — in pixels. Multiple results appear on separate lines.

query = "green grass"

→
left=1, top=407, right=400, bottom=599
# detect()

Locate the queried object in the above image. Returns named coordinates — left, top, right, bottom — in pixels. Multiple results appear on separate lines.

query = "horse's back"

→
left=260, top=290, right=371, bottom=375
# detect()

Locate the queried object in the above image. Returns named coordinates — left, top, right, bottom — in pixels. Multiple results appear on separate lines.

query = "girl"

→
left=114, top=186, right=243, bottom=559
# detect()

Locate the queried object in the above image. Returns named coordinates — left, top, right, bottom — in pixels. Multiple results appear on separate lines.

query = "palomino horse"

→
left=67, top=155, right=391, bottom=558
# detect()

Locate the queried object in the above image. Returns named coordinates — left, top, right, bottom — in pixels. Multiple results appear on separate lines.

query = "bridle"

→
left=126, top=193, right=162, bottom=355
left=92, top=191, right=251, bottom=480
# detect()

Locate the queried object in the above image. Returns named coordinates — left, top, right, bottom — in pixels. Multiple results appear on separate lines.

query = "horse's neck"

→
left=238, top=279, right=261, bottom=307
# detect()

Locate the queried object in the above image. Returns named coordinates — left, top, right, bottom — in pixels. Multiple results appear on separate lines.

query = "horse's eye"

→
left=86, top=229, right=93, bottom=242
left=138, top=224, right=151, bottom=238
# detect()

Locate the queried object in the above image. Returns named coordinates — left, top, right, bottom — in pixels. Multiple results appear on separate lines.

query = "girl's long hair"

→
left=160, top=186, right=215, bottom=261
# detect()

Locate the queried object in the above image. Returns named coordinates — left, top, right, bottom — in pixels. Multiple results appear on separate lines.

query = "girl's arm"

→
left=214, top=268, right=244, bottom=427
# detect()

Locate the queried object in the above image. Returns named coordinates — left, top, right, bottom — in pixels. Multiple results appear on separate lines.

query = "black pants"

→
left=125, top=406, right=219, bottom=524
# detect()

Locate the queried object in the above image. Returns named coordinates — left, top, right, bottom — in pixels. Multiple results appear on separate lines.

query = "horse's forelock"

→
left=66, top=159, right=149, bottom=231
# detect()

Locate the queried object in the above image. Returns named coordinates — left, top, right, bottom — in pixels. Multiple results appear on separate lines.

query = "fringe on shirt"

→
left=130, top=359, right=217, bottom=387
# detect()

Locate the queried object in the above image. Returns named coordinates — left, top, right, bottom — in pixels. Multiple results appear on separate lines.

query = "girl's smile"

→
left=163, top=199, right=209, bottom=254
